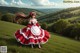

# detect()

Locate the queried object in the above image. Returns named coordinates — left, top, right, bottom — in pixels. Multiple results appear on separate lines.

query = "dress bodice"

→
left=29, top=18, right=37, bottom=25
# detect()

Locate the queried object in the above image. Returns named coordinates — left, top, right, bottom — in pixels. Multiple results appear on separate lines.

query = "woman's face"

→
left=32, top=15, right=36, bottom=18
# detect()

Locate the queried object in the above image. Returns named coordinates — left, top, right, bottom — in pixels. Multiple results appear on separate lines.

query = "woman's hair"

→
left=16, top=12, right=26, bottom=17
left=26, top=12, right=36, bottom=18
left=15, top=12, right=36, bottom=22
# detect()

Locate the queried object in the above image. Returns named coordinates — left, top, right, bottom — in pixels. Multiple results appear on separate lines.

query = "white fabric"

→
left=31, top=25, right=41, bottom=36
left=29, top=18, right=37, bottom=25
left=19, top=29, right=45, bottom=39
left=31, top=18, right=37, bottom=24
left=26, top=27, right=30, bottom=31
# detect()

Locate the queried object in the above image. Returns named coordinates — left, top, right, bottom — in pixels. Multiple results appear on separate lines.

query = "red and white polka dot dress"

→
left=15, top=18, right=50, bottom=45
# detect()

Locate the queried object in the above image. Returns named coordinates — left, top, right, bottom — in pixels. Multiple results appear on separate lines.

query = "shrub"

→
left=41, top=22, right=48, bottom=30
left=1, top=13, right=15, bottom=22
left=63, top=24, right=74, bottom=37
left=70, top=23, right=80, bottom=40
left=63, top=23, right=80, bottom=40
left=21, top=20, right=28, bottom=25
left=51, top=19, right=70, bottom=34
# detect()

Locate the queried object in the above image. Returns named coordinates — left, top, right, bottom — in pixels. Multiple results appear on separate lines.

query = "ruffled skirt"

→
left=15, top=25, right=50, bottom=45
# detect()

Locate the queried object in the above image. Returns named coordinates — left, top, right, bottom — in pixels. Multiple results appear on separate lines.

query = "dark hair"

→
left=15, top=12, right=36, bottom=22
left=26, top=12, right=36, bottom=18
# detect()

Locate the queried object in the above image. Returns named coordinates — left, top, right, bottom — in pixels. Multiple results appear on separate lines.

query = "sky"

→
left=0, top=0, right=80, bottom=9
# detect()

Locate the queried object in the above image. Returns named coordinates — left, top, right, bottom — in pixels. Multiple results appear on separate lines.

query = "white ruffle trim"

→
left=16, top=37, right=48, bottom=45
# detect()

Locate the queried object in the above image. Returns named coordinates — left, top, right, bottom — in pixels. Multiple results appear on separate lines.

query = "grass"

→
left=0, top=21, right=80, bottom=53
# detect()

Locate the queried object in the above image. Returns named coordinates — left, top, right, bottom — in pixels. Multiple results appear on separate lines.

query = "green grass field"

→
left=0, top=21, right=80, bottom=53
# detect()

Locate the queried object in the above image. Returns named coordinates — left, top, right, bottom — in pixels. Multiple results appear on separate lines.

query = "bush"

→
left=70, top=23, right=80, bottom=40
left=63, top=23, right=80, bottom=40
left=41, top=22, right=48, bottom=30
left=0, top=12, right=2, bottom=20
left=1, top=13, right=15, bottom=22
left=21, top=20, right=28, bottom=25
left=51, top=19, right=70, bottom=34
left=63, top=24, right=74, bottom=37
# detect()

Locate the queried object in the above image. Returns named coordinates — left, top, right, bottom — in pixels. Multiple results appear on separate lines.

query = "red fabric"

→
left=15, top=24, right=50, bottom=45
left=36, top=23, right=40, bottom=27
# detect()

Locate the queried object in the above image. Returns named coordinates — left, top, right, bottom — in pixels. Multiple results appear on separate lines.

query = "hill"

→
left=38, top=7, right=80, bottom=23
left=0, top=21, right=80, bottom=53
left=36, top=8, right=63, bottom=14
left=0, top=6, right=45, bottom=17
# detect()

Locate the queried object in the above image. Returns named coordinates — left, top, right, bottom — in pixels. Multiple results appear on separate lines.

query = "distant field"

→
left=0, top=21, right=80, bottom=53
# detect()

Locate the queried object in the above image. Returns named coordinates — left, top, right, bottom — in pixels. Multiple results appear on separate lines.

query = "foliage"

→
left=40, top=22, right=48, bottom=30
left=50, top=19, right=70, bottom=34
left=63, top=23, right=80, bottom=40
left=1, top=13, right=15, bottom=22
left=21, top=20, right=28, bottom=25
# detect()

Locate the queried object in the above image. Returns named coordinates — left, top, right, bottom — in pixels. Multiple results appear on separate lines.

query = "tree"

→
left=51, top=19, right=70, bottom=34
left=21, top=19, right=28, bottom=25
left=41, top=22, right=48, bottom=30
left=63, top=24, right=74, bottom=37
left=63, top=23, right=80, bottom=40
left=70, top=23, right=80, bottom=40
left=1, top=13, right=15, bottom=22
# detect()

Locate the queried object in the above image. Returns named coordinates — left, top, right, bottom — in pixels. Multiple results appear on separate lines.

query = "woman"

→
left=15, top=12, right=50, bottom=48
